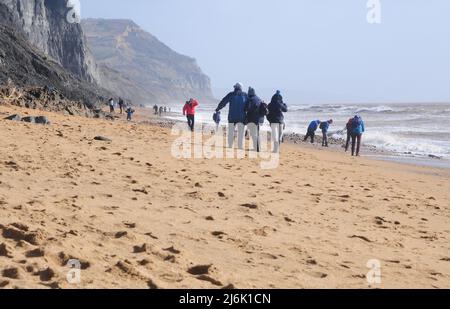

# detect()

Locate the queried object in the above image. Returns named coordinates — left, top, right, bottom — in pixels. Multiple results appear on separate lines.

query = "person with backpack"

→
left=213, top=110, right=221, bottom=132
left=304, top=120, right=321, bottom=143
left=183, top=98, right=199, bottom=132
left=245, top=87, right=266, bottom=152
left=349, top=115, right=365, bottom=156
left=320, top=119, right=333, bottom=147
left=267, top=90, right=288, bottom=153
left=215, top=83, right=249, bottom=149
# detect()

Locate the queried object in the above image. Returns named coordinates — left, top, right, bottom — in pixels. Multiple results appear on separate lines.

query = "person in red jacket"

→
left=183, top=98, right=199, bottom=132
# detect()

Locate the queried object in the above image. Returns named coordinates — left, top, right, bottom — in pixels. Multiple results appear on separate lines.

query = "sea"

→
left=162, top=101, right=450, bottom=168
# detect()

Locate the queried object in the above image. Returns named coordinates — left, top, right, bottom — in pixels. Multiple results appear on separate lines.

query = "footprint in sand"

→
left=163, top=246, right=181, bottom=254
left=124, top=222, right=137, bottom=229
left=25, top=248, right=45, bottom=258
left=133, top=244, right=147, bottom=254
left=240, top=203, right=258, bottom=210
left=115, top=231, right=128, bottom=239
left=212, top=231, right=227, bottom=239
left=0, top=243, right=13, bottom=258
left=306, top=271, right=328, bottom=279
left=188, top=264, right=212, bottom=275
left=2, top=267, right=21, bottom=279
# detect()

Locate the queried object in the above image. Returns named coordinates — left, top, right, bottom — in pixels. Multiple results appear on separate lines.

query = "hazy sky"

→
left=80, top=0, right=450, bottom=103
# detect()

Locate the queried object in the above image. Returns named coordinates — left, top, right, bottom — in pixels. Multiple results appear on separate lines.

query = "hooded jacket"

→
left=267, top=93, right=288, bottom=124
left=245, top=94, right=265, bottom=125
left=216, top=90, right=248, bottom=123
left=308, top=120, right=321, bottom=132
left=183, top=100, right=199, bottom=116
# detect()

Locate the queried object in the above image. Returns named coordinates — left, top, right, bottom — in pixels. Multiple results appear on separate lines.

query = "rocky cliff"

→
left=0, top=0, right=99, bottom=83
left=82, top=19, right=214, bottom=105
left=0, top=2, right=109, bottom=109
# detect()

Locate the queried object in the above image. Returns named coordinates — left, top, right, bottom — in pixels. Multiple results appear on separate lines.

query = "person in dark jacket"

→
left=118, top=98, right=125, bottom=114
left=304, top=120, right=321, bottom=143
left=267, top=90, right=288, bottom=153
left=245, top=87, right=265, bottom=152
left=216, top=83, right=248, bottom=149
left=344, top=117, right=353, bottom=152
left=320, top=119, right=333, bottom=147
left=349, top=115, right=365, bottom=156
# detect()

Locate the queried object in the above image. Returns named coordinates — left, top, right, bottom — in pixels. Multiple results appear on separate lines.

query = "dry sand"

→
left=0, top=104, right=449, bottom=289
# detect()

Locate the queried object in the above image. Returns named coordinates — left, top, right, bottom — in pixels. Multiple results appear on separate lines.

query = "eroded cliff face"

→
left=0, top=0, right=99, bottom=83
left=82, top=19, right=214, bottom=105
left=0, top=2, right=109, bottom=109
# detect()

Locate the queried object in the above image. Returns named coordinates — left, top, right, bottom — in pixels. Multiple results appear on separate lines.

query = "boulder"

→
left=94, top=136, right=112, bottom=142
left=21, top=116, right=36, bottom=123
left=4, top=114, right=21, bottom=121
left=35, top=116, right=50, bottom=125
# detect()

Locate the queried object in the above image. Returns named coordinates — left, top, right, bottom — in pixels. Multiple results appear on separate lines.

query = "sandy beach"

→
left=0, top=104, right=449, bottom=289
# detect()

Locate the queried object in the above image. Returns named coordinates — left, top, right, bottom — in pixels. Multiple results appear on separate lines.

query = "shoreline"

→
left=145, top=107, right=450, bottom=171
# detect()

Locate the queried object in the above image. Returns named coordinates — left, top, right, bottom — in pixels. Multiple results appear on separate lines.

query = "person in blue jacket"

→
left=245, top=87, right=265, bottom=152
left=304, top=120, right=321, bottom=144
left=349, top=115, right=365, bottom=156
left=267, top=90, right=288, bottom=153
left=320, top=119, right=333, bottom=147
left=216, top=83, right=248, bottom=149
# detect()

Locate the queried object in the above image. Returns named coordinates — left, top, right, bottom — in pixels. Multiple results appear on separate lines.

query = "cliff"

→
left=0, top=2, right=109, bottom=109
left=0, top=0, right=99, bottom=83
left=82, top=19, right=214, bottom=105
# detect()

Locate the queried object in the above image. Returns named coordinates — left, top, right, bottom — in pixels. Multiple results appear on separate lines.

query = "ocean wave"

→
left=361, top=131, right=450, bottom=158
left=355, top=106, right=395, bottom=113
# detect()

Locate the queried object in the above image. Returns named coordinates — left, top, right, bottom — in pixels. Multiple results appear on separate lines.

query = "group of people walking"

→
left=183, top=83, right=288, bottom=153
left=181, top=82, right=366, bottom=156
left=154, top=105, right=171, bottom=116
left=108, top=97, right=135, bottom=121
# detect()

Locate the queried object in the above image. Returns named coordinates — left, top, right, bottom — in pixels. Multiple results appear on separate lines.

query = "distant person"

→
left=153, top=104, right=158, bottom=115
left=213, top=110, right=221, bottom=132
left=183, top=98, right=199, bottom=132
left=109, top=98, right=115, bottom=113
left=164, top=107, right=167, bottom=113
left=216, top=83, right=249, bottom=149
left=349, top=115, right=365, bottom=156
left=126, top=106, right=135, bottom=121
left=320, top=119, right=333, bottom=147
left=159, top=106, right=163, bottom=116
left=245, top=87, right=266, bottom=152
left=344, top=117, right=353, bottom=152
left=118, top=98, right=125, bottom=114
left=267, top=90, right=288, bottom=153
left=304, top=120, right=321, bottom=143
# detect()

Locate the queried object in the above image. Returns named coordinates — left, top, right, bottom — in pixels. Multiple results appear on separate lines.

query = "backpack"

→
left=213, top=112, right=220, bottom=123
left=259, top=102, right=268, bottom=117
left=351, top=117, right=362, bottom=130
